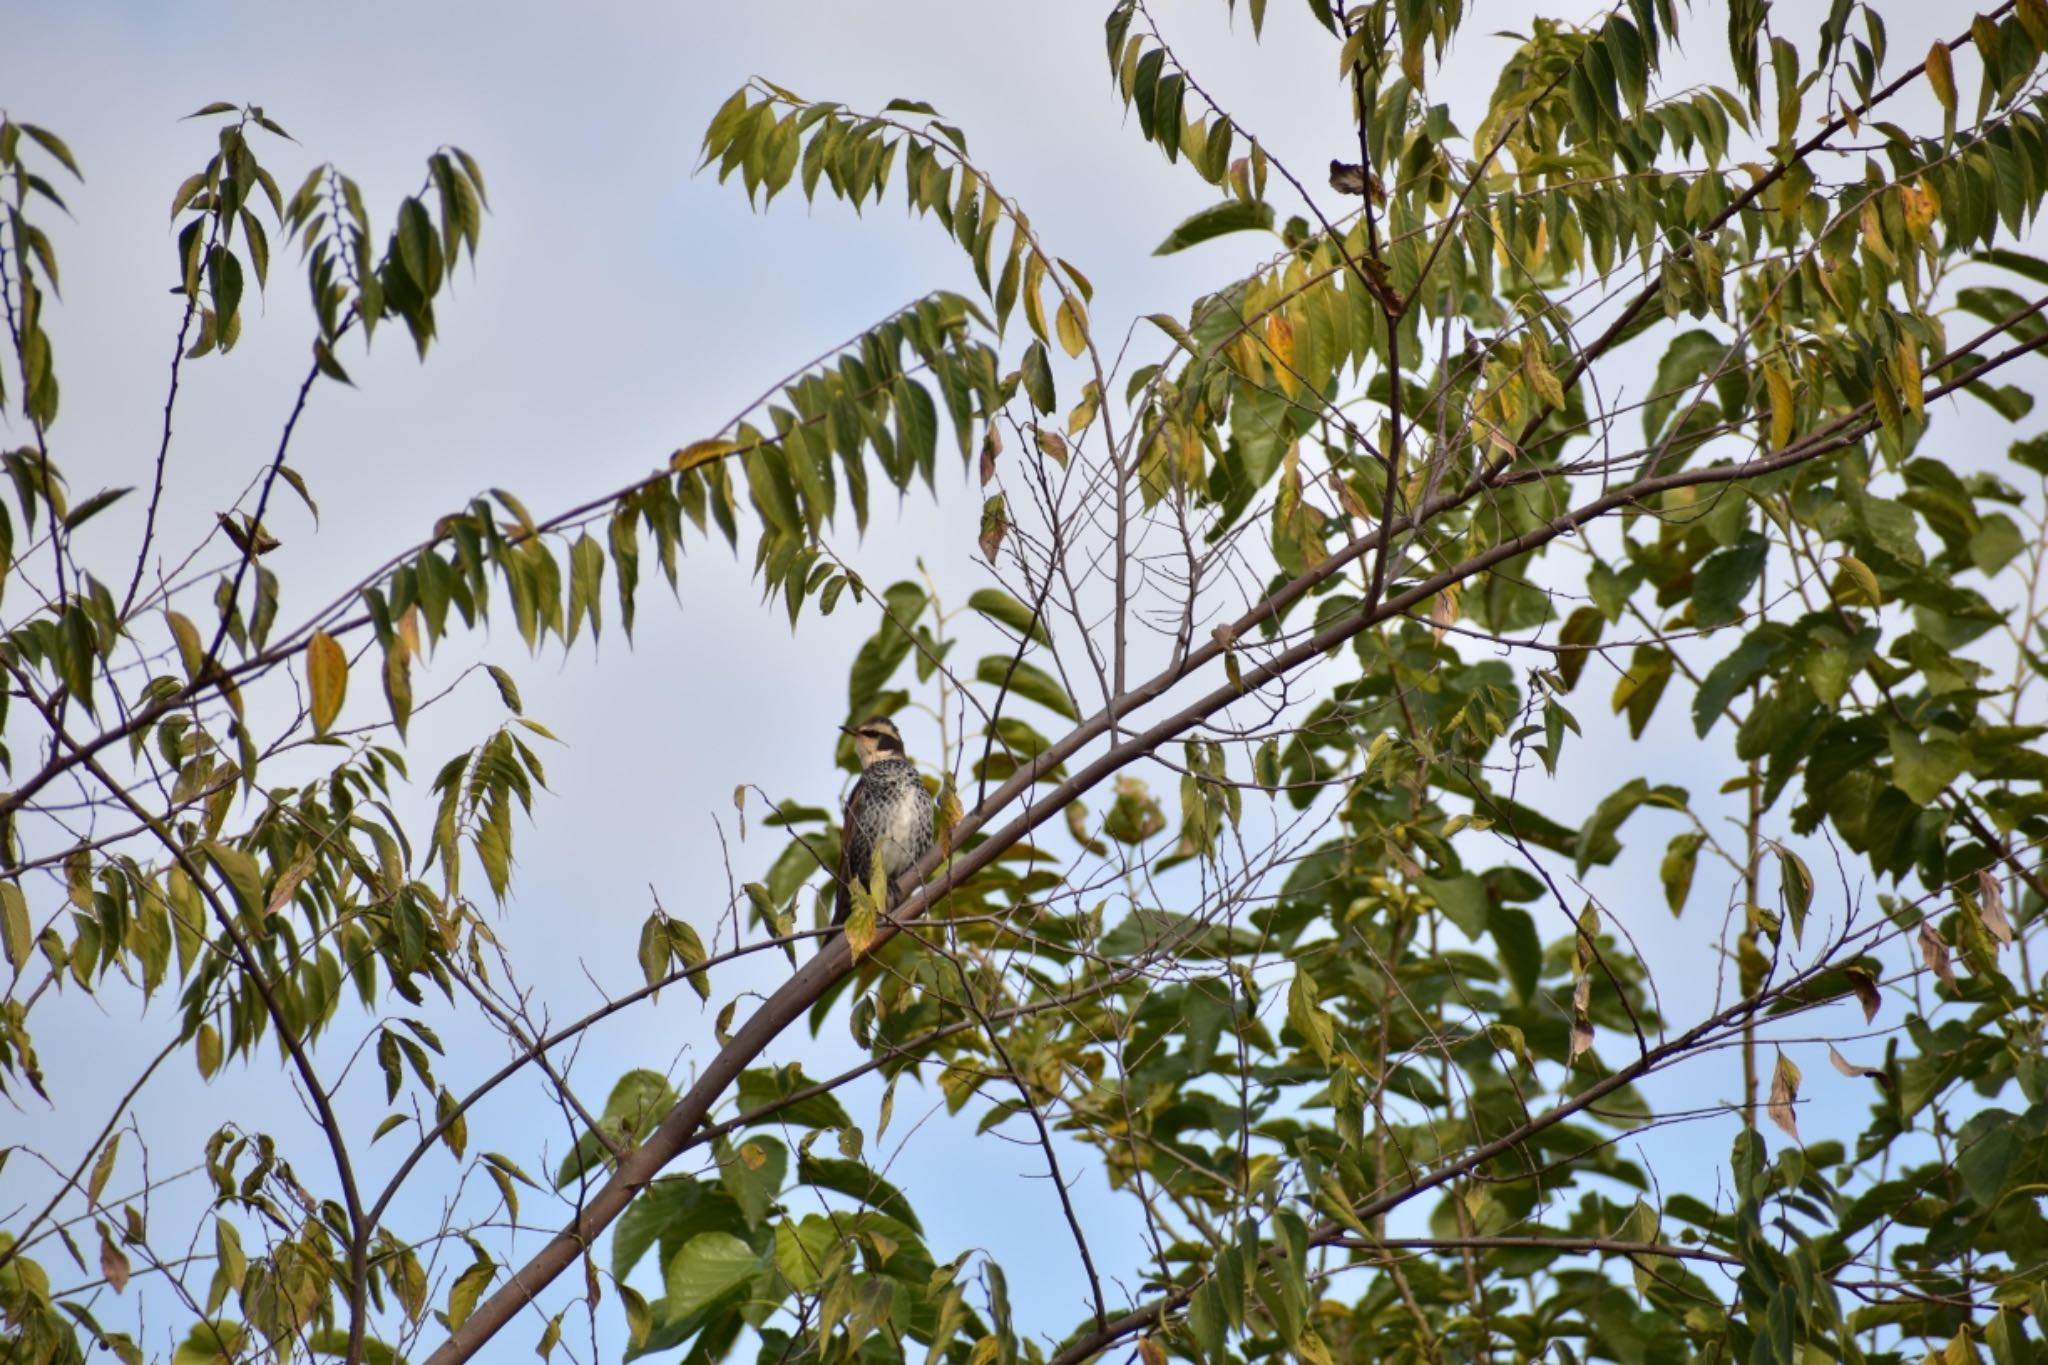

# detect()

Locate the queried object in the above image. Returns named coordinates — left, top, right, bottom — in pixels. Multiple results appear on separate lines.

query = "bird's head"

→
left=841, top=716, right=907, bottom=767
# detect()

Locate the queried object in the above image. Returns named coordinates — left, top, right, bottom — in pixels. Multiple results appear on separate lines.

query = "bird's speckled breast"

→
left=861, top=760, right=934, bottom=876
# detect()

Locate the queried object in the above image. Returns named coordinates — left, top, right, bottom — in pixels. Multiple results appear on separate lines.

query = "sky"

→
left=0, top=1, right=2025, bottom=1361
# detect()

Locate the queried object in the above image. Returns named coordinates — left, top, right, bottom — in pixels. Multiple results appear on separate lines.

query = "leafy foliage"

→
left=8, top=5, right=2048, bottom=1365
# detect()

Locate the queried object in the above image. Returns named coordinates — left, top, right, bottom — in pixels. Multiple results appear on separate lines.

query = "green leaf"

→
left=1577, top=777, right=1689, bottom=876
left=173, top=1321, right=247, bottom=1365
left=1692, top=533, right=1766, bottom=628
left=1643, top=329, right=1726, bottom=441
left=486, top=665, right=524, bottom=714
left=0, top=881, right=29, bottom=969
left=1021, top=339, right=1057, bottom=414
left=660, top=1232, right=761, bottom=1323
left=383, top=645, right=413, bottom=740
left=200, top=840, right=265, bottom=918
left=1888, top=724, right=1966, bottom=805
left=1490, top=907, right=1542, bottom=1005
left=735, top=1066, right=854, bottom=1130
left=795, top=1153, right=924, bottom=1232
left=966, top=588, right=1049, bottom=644
left=1418, top=873, right=1489, bottom=937
left=1286, top=970, right=1337, bottom=1063
left=1152, top=199, right=1275, bottom=255
left=714, top=1134, right=787, bottom=1228
left=1770, top=841, right=1814, bottom=944
left=1611, top=645, right=1673, bottom=740
left=445, top=1252, right=496, bottom=1331
left=62, top=486, right=131, bottom=531
left=975, top=655, right=1078, bottom=721
left=1693, top=625, right=1788, bottom=737
left=668, top=918, right=711, bottom=1001
left=1661, top=833, right=1702, bottom=915
left=303, top=1329, right=403, bottom=1364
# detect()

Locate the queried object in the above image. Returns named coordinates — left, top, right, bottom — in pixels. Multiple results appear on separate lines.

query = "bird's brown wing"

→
left=833, top=777, right=871, bottom=927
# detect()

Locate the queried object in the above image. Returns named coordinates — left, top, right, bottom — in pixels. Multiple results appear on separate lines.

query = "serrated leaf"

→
left=1926, top=41, right=1957, bottom=114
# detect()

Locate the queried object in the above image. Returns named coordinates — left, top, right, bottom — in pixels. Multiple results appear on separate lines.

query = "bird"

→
left=832, top=716, right=936, bottom=930
left=1328, top=159, right=1385, bottom=204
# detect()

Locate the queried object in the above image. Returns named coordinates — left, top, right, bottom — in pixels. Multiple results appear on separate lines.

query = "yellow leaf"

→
left=1431, top=581, right=1460, bottom=641
left=844, top=885, right=878, bottom=961
left=195, top=1021, right=222, bottom=1078
left=166, top=610, right=204, bottom=681
left=1833, top=554, right=1881, bottom=607
left=1896, top=339, right=1923, bottom=417
left=306, top=630, right=348, bottom=735
left=1264, top=312, right=1297, bottom=396
left=1973, top=17, right=2001, bottom=68
left=1925, top=41, right=1956, bottom=115
left=670, top=438, right=746, bottom=473
left=1764, top=363, right=1794, bottom=451
left=1022, top=251, right=1049, bottom=343
left=1523, top=342, right=1565, bottom=410
left=1898, top=184, right=1928, bottom=243
left=2022, top=0, right=2048, bottom=53
left=0, top=883, right=27, bottom=970
left=1859, top=199, right=1896, bottom=266
left=1054, top=295, right=1088, bottom=359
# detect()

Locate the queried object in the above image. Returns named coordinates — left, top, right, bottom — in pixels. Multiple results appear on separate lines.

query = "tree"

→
left=4, top=0, right=2048, bottom=1361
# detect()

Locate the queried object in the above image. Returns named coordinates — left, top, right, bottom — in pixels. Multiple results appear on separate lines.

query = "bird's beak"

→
left=838, top=725, right=856, bottom=737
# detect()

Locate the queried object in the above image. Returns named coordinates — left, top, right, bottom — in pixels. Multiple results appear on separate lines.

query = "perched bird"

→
left=833, top=716, right=935, bottom=929
left=1328, top=159, right=1385, bottom=204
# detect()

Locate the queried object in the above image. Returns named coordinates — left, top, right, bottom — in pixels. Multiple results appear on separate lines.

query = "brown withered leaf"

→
left=217, top=512, right=281, bottom=557
left=99, top=1227, right=130, bottom=1294
left=1827, top=1043, right=1889, bottom=1092
left=1035, top=426, right=1068, bottom=467
left=1976, top=868, right=2014, bottom=946
left=979, top=425, right=1002, bottom=486
left=1766, top=1050, right=1801, bottom=1143
left=1568, top=1018, right=1595, bottom=1066
left=1431, top=582, right=1460, bottom=642
left=1917, top=918, right=1955, bottom=987
left=978, top=494, right=1008, bottom=566
left=1843, top=966, right=1881, bottom=1024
